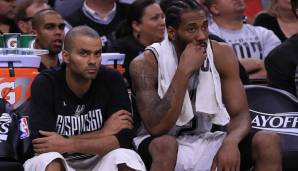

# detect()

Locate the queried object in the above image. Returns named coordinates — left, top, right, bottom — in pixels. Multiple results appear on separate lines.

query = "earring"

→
left=133, top=32, right=140, bottom=39
left=136, top=32, right=140, bottom=39
left=170, top=35, right=175, bottom=41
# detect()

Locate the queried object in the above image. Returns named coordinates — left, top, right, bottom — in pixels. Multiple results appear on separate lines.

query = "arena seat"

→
left=245, top=85, right=298, bottom=171
left=0, top=161, right=23, bottom=171
left=0, top=99, right=24, bottom=171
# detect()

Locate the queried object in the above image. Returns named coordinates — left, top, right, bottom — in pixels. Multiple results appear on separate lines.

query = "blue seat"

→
left=0, top=161, right=23, bottom=171
left=245, top=85, right=298, bottom=171
left=0, top=98, right=29, bottom=171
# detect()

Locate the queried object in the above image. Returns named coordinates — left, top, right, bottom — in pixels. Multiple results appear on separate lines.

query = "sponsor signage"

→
left=19, top=116, right=30, bottom=139
left=0, top=113, right=12, bottom=142
left=250, top=109, right=298, bottom=136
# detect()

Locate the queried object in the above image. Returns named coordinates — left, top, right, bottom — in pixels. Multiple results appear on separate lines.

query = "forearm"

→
left=68, top=130, right=110, bottom=139
left=67, top=135, right=120, bottom=156
left=224, top=85, right=251, bottom=144
left=142, top=68, right=191, bottom=135
left=249, top=69, right=267, bottom=79
left=225, top=112, right=251, bottom=144
left=221, top=77, right=251, bottom=145
left=239, top=58, right=267, bottom=79
left=239, top=58, right=264, bottom=74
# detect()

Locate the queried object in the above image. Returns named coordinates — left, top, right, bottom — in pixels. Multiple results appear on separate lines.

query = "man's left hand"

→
left=32, top=130, right=70, bottom=154
left=211, top=139, right=240, bottom=171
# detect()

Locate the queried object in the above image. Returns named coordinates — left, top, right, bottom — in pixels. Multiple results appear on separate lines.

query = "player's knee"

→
left=252, top=131, right=281, bottom=154
left=118, top=163, right=135, bottom=171
left=45, top=159, right=65, bottom=171
left=149, top=135, right=178, bottom=160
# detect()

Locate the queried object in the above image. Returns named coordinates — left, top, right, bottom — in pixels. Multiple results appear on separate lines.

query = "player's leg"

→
left=23, top=152, right=70, bottom=171
left=252, top=131, right=282, bottom=171
left=117, top=163, right=135, bottom=171
left=92, top=148, right=146, bottom=171
left=149, top=135, right=178, bottom=171
left=45, top=159, right=65, bottom=171
left=239, top=131, right=282, bottom=171
left=138, top=135, right=178, bottom=171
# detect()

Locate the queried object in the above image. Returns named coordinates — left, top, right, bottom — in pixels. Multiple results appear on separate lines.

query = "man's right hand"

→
left=101, top=110, right=133, bottom=136
left=178, top=41, right=207, bottom=77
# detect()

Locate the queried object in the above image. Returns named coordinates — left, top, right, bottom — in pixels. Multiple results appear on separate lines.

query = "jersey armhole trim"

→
left=145, top=46, right=159, bottom=64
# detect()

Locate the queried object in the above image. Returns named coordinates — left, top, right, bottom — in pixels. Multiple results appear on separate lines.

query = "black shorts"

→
left=137, top=136, right=155, bottom=170
left=239, top=132, right=254, bottom=170
left=137, top=132, right=255, bottom=170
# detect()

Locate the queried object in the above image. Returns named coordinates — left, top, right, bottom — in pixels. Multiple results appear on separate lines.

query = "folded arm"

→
left=239, top=58, right=267, bottom=79
left=33, top=110, right=133, bottom=156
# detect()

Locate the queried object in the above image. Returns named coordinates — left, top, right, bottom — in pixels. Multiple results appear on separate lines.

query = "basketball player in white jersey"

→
left=130, top=0, right=282, bottom=170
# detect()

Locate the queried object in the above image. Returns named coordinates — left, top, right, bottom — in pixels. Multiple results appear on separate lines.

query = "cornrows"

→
left=165, top=0, right=205, bottom=29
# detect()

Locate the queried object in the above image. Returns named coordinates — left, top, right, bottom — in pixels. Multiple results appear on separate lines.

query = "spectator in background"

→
left=159, top=0, right=173, bottom=12
left=254, top=0, right=298, bottom=42
left=66, top=0, right=130, bottom=52
left=32, top=9, right=65, bottom=71
left=15, top=0, right=50, bottom=34
left=0, top=0, right=19, bottom=33
left=205, top=0, right=281, bottom=80
left=262, top=0, right=271, bottom=9
left=265, top=0, right=298, bottom=97
left=53, top=0, right=84, bottom=18
left=108, top=0, right=165, bottom=87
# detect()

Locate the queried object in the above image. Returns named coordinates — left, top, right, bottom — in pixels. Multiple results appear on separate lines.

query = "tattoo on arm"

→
left=132, top=70, right=155, bottom=90
left=130, top=58, right=172, bottom=128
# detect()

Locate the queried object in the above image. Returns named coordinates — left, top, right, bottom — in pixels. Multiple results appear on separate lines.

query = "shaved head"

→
left=64, top=26, right=101, bottom=52
left=31, top=9, right=61, bottom=30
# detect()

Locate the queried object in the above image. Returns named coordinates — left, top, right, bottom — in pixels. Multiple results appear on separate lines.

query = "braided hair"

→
left=165, top=0, right=206, bottom=29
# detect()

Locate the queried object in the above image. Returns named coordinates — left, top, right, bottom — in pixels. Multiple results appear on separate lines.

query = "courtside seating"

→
left=245, top=85, right=298, bottom=171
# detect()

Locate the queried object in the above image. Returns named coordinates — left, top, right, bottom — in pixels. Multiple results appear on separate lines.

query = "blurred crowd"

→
left=0, top=0, right=297, bottom=97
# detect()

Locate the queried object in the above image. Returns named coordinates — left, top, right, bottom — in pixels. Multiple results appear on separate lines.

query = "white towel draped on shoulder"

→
left=146, top=38, right=230, bottom=126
